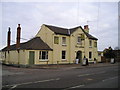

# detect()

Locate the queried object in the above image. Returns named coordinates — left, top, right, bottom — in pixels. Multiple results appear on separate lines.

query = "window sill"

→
left=62, top=59, right=67, bottom=61
left=89, top=59, right=92, bottom=61
left=77, top=42, right=82, bottom=45
left=75, top=45, right=84, bottom=48
left=62, top=44, right=67, bottom=46
left=39, top=59, right=48, bottom=62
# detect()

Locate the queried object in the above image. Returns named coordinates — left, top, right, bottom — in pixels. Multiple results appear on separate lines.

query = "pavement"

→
left=28, top=62, right=119, bottom=69
left=1, top=62, right=119, bottom=76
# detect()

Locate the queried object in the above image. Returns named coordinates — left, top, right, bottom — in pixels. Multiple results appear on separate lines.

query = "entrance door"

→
left=76, top=51, right=82, bottom=63
left=29, top=51, right=35, bottom=65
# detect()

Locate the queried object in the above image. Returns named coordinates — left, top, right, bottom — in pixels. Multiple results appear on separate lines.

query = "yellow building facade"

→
left=1, top=24, right=98, bottom=66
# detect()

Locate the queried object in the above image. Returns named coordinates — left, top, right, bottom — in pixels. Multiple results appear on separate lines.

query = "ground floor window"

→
left=5, top=52, right=6, bottom=58
left=62, top=51, right=66, bottom=60
left=89, top=52, right=92, bottom=59
left=39, top=51, right=48, bottom=60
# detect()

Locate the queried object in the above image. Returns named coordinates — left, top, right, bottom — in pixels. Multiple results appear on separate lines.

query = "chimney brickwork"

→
left=7, top=27, right=11, bottom=50
left=16, top=24, right=21, bottom=49
left=84, top=25, right=89, bottom=33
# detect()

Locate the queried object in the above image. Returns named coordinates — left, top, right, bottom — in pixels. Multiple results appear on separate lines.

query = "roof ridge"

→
left=44, top=24, right=68, bottom=30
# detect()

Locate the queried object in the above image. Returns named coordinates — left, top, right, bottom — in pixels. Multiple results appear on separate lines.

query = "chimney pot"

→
left=8, top=27, right=10, bottom=31
left=18, top=24, right=20, bottom=27
left=84, top=25, right=89, bottom=33
left=84, top=25, right=89, bottom=29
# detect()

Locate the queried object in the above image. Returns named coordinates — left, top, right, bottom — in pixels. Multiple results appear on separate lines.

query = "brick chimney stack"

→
left=84, top=25, right=89, bottom=33
left=16, top=24, right=21, bottom=49
left=7, top=27, right=11, bottom=50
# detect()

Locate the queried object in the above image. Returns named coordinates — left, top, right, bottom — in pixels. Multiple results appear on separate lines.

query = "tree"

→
left=103, top=47, right=115, bottom=61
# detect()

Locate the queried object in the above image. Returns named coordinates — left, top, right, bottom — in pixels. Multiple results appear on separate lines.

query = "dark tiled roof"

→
left=2, top=37, right=52, bottom=51
left=44, top=24, right=70, bottom=36
left=83, top=31, right=98, bottom=40
left=45, top=24, right=98, bottom=40
left=69, top=26, right=81, bottom=34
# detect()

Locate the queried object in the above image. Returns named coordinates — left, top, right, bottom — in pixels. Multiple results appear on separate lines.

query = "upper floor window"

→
left=39, top=51, right=48, bottom=60
left=62, top=50, right=66, bottom=60
left=62, top=37, right=66, bottom=45
left=89, top=40, right=92, bottom=47
left=81, top=34, right=85, bottom=40
left=54, top=36, right=59, bottom=44
left=77, top=36, right=81, bottom=44
left=98, top=52, right=101, bottom=56
left=94, top=42, right=97, bottom=47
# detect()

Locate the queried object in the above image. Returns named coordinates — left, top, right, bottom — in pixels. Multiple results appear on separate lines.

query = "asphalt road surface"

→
left=2, top=64, right=119, bottom=89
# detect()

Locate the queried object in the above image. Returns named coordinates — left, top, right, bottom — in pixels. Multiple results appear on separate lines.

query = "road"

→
left=2, top=64, right=119, bottom=89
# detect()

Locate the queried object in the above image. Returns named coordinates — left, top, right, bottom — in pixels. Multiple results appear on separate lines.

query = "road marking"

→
left=102, top=76, right=118, bottom=82
left=78, top=74, right=90, bottom=77
left=63, top=85, right=85, bottom=90
left=70, top=85, right=85, bottom=88
left=8, top=85, right=17, bottom=90
left=78, top=71, right=105, bottom=77
left=3, top=78, right=60, bottom=88
left=87, top=78, right=93, bottom=81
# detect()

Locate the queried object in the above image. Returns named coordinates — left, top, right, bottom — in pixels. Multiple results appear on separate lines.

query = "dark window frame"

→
left=62, top=51, right=66, bottom=60
left=89, top=52, right=92, bottom=59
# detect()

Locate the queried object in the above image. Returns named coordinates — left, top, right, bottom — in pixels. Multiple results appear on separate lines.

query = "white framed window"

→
left=98, top=52, right=101, bottom=56
left=39, top=51, right=48, bottom=60
left=62, top=37, right=66, bottom=45
left=94, top=42, right=97, bottom=47
left=77, top=36, right=81, bottom=44
left=89, top=40, right=92, bottom=47
left=62, top=51, right=66, bottom=60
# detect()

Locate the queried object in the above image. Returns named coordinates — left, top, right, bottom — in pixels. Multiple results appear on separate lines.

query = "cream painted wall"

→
left=70, top=28, right=86, bottom=63
left=0, top=51, right=5, bottom=62
left=2, top=50, right=27, bottom=65
left=36, top=25, right=71, bottom=64
left=36, top=25, right=54, bottom=49
left=70, top=28, right=98, bottom=63
left=26, top=50, right=53, bottom=65
left=53, top=35, right=70, bottom=64
left=35, top=25, right=98, bottom=64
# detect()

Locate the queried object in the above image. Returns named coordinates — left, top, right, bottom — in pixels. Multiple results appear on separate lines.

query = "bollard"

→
left=47, top=61, right=49, bottom=65
left=57, top=61, right=59, bottom=68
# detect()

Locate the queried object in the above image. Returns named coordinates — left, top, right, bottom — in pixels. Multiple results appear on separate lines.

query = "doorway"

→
left=29, top=51, right=35, bottom=65
left=76, top=51, right=82, bottom=63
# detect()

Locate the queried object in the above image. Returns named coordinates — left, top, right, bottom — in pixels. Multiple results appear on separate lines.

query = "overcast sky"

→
left=0, top=0, right=119, bottom=51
